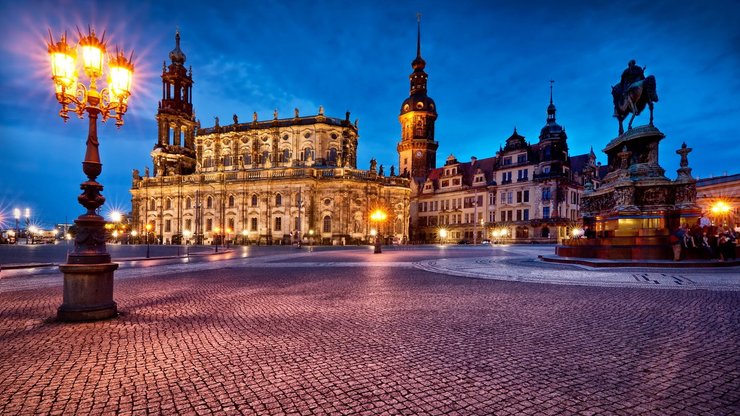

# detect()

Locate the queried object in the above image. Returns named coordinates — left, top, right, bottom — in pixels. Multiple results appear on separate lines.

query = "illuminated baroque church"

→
left=130, top=31, right=411, bottom=245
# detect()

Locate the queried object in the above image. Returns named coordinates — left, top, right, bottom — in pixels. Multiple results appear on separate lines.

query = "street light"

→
left=145, top=223, right=152, bottom=258
left=24, top=208, right=30, bottom=244
left=439, top=228, right=448, bottom=245
left=370, top=209, right=387, bottom=254
left=241, top=229, right=248, bottom=245
left=47, top=26, right=134, bottom=322
left=13, top=208, right=20, bottom=245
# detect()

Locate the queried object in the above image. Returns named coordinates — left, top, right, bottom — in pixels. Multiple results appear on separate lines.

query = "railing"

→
left=133, top=166, right=411, bottom=188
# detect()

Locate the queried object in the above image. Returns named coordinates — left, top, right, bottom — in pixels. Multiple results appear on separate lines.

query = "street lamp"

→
left=47, top=27, right=134, bottom=322
left=241, top=229, right=248, bottom=245
left=439, top=228, right=448, bottom=245
left=13, top=208, right=20, bottom=245
left=370, top=209, right=387, bottom=254
left=145, top=223, right=152, bottom=258
left=24, top=208, right=30, bottom=244
left=183, top=229, right=192, bottom=245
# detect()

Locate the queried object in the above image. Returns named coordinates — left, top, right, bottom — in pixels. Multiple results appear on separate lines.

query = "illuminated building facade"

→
left=400, top=21, right=591, bottom=243
left=130, top=32, right=410, bottom=245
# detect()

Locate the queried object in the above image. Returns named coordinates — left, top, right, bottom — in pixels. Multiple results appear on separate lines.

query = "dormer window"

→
left=441, top=179, right=450, bottom=187
left=517, top=154, right=527, bottom=163
left=503, top=157, right=512, bottom=166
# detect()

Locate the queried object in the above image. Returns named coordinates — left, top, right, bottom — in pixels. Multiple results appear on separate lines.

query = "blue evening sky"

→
left=1, top=0, right=738, bottom=228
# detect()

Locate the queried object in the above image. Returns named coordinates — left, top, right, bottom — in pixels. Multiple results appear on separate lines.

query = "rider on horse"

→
left=618, top=60, right=645, bottom=105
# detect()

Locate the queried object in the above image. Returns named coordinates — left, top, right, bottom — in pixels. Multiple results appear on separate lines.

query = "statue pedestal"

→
left=57, top=263, right=118, bottom=322
left=557, top=126, right=700, bottom=260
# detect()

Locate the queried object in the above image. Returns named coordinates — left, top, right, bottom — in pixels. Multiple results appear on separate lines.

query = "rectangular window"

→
left=507, top=192, right=513, bottom=204
left=477, top=195, right=483, bottom=206
left=453, top=178, right=461, bottom=185
left=185, top=219, right=192, bottom=231
left=206, top=218, right=212, bottom=232
left=228, top=218, right=235, bottom=231
left=275, top=217, right=282, bottom=231
left=250, top=217, right=257, bottom=231
left=478, top=212, right=483, bottom=222
left=165, top=219, right=171, bottom=233
left=501, top=193, right=506, bottom=204
left=516, top=191, right=522, bottom=203
left=503, top=157, right=512, bottom=166
left=543, top=207, right=550, bottom=219
left=524, top=190, right=530, bottom=203
left=441, top=179, right=450, bottom=187
left=516, top=210, right=522, bottom=221
left=517, top=154, right=527, bottom=163
left=542, top=188, right=551, bottom=201
left=523, top=209, right=529, bottom=221
left=489, top=193, right=495, bottom=205
left=507, top=210, right=513, bottom=222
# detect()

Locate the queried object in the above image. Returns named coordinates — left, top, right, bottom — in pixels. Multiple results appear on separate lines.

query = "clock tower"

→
left=397, top=15, right=438, bottom=180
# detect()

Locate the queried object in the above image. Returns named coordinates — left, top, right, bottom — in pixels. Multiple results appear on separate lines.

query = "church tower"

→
left=397, top=15, right=438, bottom=180
left=151, top=30, right=197, bottom=177
left=536, top=81, right=569, bottom=177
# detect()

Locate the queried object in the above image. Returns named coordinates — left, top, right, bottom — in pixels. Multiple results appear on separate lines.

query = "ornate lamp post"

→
left=47, top=27, right=134, bottom=321
left=370, top=209, right=387, bottom=254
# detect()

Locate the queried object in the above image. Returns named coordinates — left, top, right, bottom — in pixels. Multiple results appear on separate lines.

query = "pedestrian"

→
left=718, top=227, right=737, bottom=261
left=671, top=224, right=687, bottom=261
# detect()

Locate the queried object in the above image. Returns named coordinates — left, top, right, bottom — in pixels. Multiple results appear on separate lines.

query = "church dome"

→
left=400, top=95, right=436, bottom=115
left=169, top=31, right=186, bottom=65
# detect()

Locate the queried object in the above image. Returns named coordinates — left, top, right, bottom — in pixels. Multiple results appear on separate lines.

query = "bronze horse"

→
left=612, top=75, right=658, bottom=135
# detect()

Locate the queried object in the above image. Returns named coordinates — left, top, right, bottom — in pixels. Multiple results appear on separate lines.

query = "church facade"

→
left=130, top=32, right=411, bottom=246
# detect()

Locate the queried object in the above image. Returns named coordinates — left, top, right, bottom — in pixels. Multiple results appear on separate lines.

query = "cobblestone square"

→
left=0, top=246, right=738, bottom=415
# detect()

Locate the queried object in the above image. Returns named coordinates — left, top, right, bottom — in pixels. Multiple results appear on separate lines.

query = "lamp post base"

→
left=58, top=262, right=119, bottom=322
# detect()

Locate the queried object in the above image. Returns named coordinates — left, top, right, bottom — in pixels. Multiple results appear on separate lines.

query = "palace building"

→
left=401, top=21, right=592, bottom=243
left=130, top=32, right=411, bottom=245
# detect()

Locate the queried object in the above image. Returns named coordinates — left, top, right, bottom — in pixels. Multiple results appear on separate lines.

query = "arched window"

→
left=223, top=154, right=233, bottom=167
left=251, top=194, right=258, bottom=207
left=185, top=197, right=192, bottom=209
left=302, top=148, right=313, bottom=161
left=243, top=152, right=252, bottom=165
left=323, top=215, right=331, bottom=233
left=207, top=196, right=213, bottom=209
left=149, top=198, right=156, bottom=210
left=228, top=195, right=235, bottom=208
left=541, top=226, right=550, bottom=238
left=204, top=156, right=213, bottom=168
left=278, top=149, right=290, bottom=163
left=262, top=151, right=270, bottom=163
left=275, top=194, right=282, bottom=207
left=165, top=198, right=172, bottom=210
left=327, top=148, right=337, bottom=165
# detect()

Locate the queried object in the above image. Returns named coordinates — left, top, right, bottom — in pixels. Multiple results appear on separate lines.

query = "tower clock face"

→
left=415, top=150, right=423, bottom=159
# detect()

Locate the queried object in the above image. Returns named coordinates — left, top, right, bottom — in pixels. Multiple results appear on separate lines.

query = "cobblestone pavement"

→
left=0, top=246, right=738, bottom=415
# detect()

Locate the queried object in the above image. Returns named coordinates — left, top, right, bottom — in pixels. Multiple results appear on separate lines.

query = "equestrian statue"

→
left=611, top=59, right=659, bottom=135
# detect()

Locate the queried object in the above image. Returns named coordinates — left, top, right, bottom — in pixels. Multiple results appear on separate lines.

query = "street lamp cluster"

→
left=47, top=25, right=135, bottom=322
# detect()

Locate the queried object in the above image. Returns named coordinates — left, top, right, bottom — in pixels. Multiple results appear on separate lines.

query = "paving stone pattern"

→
left=0, top=255, right=738, bottom=414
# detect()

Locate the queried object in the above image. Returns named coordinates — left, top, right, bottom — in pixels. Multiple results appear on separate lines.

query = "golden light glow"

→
left=214, top=226, right=221, bottom=233
left=370, top=229, right=377, bottom=236
left=110, top=211, right=122, bottom=223
left=711, top=201, right=731, bottom=214
left=131, top=230, right=138, bottom=237
left=370, top=209, right=387, bottom=222
left=439, top=228, right=448, bottom=239
left=78, top=30, right=105, bottom=79
left=108, top=52, right=134, bottom=103
left=14, top=208, right=20, bottom=220
left=145, top=223, right=152, bottom=231
left=241, top=230, right=249, bottom=236
left=183, top=230, right=192, bottom=238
